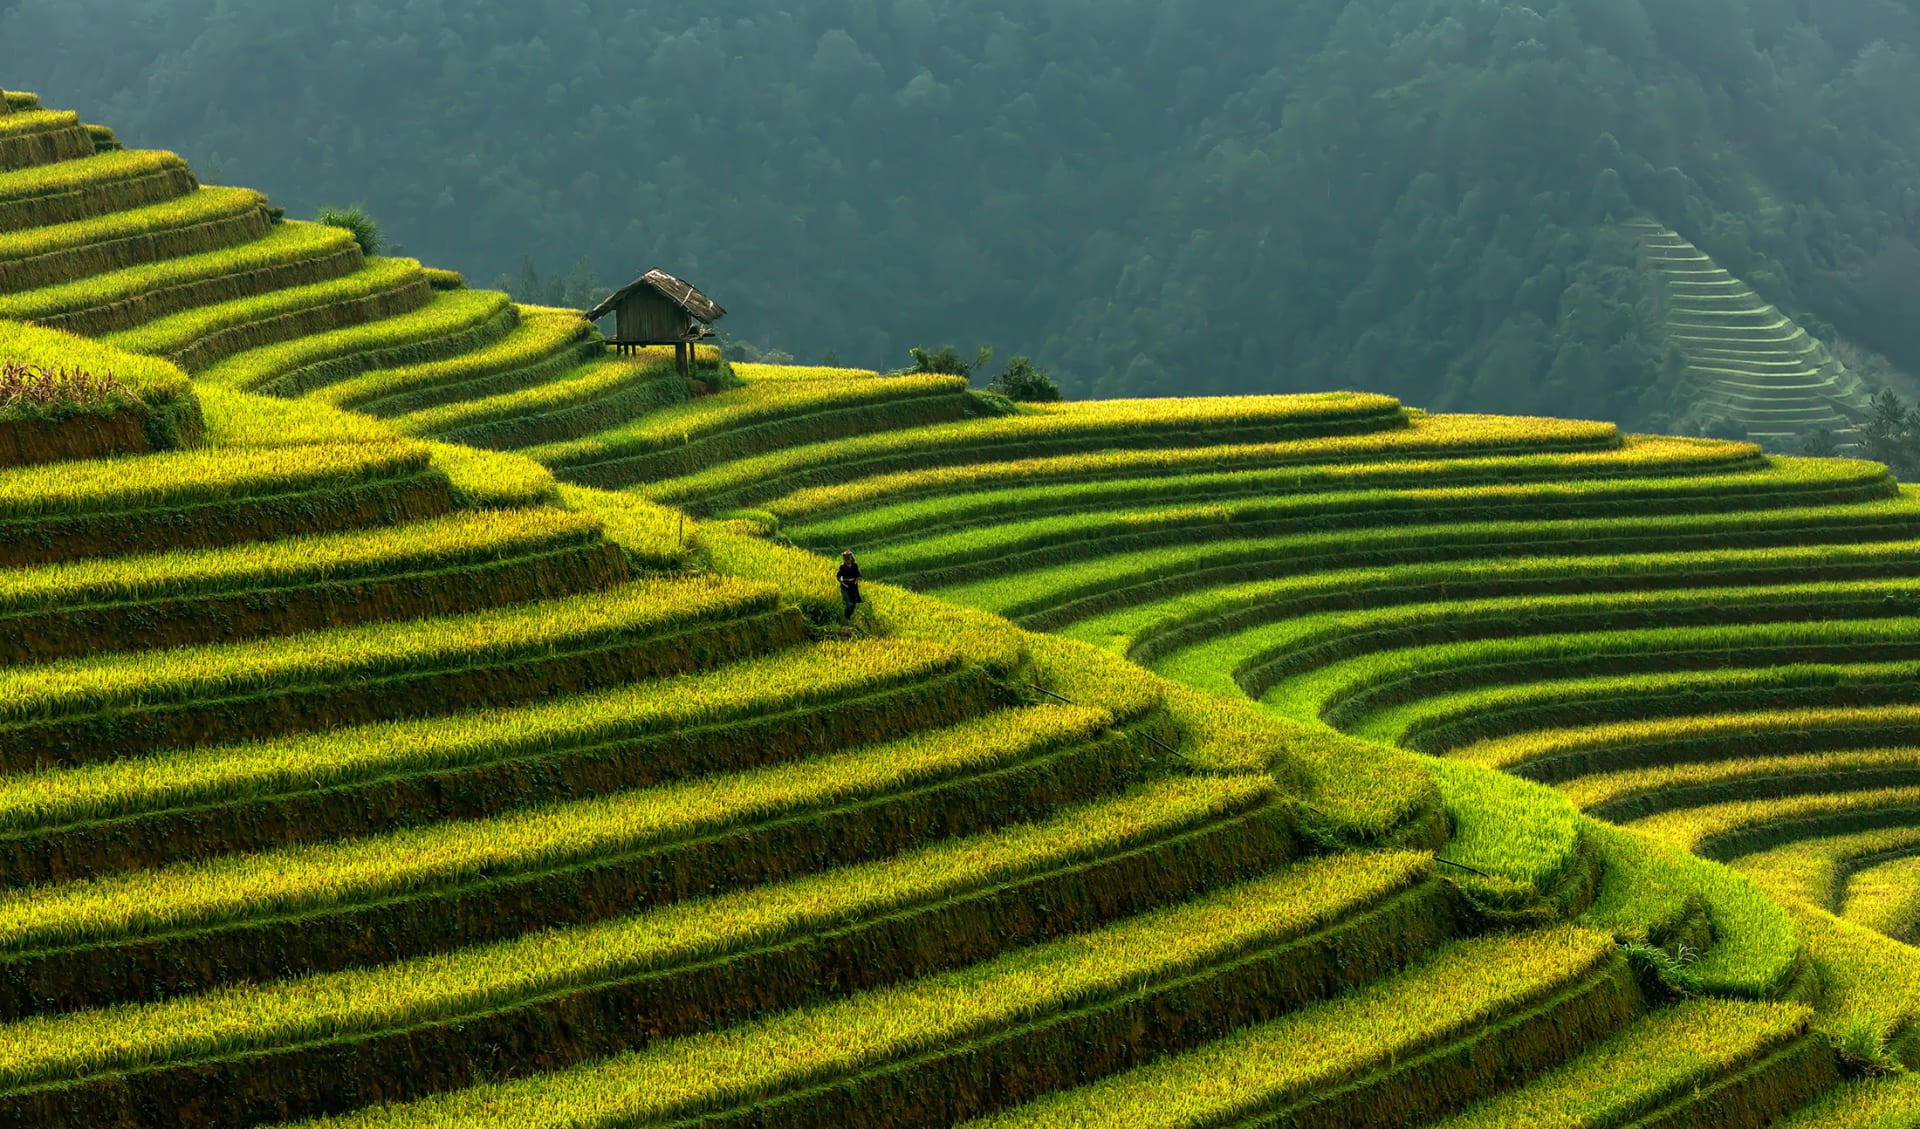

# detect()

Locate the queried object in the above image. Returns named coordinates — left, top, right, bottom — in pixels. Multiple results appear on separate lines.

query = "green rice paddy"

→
left=0, top=87, right=1913, bottom=1129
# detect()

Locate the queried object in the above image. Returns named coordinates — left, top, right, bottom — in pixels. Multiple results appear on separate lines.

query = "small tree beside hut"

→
left=587, top=268, right=727, bottom=376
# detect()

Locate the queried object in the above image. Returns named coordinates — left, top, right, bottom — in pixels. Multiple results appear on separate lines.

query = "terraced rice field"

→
left=3, top=88, right=1920, bottom=1125
left=1627, top=219, right=1871, bottom=446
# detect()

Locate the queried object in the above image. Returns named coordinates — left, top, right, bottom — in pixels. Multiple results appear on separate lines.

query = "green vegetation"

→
left=789, top=442, right=1778, bottom=550
left=102, top=255, right=428, bottom=367
left=643, top=391, right=1407, bottom=511
left=0, top=186, right=266, bottom=275
left=984, top=356, right=1062, bottom=403
left=395, top=355, right=691, bottom=450
left=4, top=79, right=1920, bottom=1129
left=770, top=415, right=1642, bottom=526
left=309, top=306, right=597, bottom=412
left=525, top=370, right=971, bottom=485
left=0, top=320, right=192, bottom=418
left=22, top=0, right=1920, bottom=432
left=0, top=222, right=358, bottom=327
left=0, top=639, right=956, bottom=832
left=1578, top=822, right=1802, bottom=999
left=1429, top=999, right=1817, bottom=1128
left=0, top=575, right=774, bottom=730
left=0, top=703, right=1113, bottom=952
left=961, top=930, right=1622, bottom=1129
left=275, top=853, right=1435, bottom=1128
left=198, top=286, right=512, bottom=392
left=0, top=149, right=195, bottom=229
left=312, top=204, right=383, bottom=256
left=0, top=439, right=427, bottom=519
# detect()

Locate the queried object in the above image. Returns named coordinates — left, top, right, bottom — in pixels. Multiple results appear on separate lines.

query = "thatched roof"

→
left=587, top=269, right=727, bottom=324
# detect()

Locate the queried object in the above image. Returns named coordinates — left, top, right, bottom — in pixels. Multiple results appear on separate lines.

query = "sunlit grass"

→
left=0, top=779, right=1280, bottom=1093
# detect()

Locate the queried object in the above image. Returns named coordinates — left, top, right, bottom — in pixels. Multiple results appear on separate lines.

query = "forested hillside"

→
left=5, top=0, right=1917, bottom=427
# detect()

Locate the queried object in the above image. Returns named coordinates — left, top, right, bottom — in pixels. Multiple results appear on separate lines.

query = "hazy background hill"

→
left=4, top=0, right=1920, bottom=429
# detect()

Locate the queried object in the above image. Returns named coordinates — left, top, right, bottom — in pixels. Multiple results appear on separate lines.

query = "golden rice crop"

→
left=961, top=929, right=1614, bottom=1129
left=1734, top=826, right=1920, bottom=909
left=1780, top=900, right=1920, bottom=1042
left=394, top=354, right=677, bottom=436
left=0, top=318, right=187, bottom=405
left=0, top=439, right=427, bottom=520
left=1560, top=747, right=1920, bottom=815
left=1023, top=632, right=1163, bottom=726
left=195, top=384, right=415, bottom=450
left=197, top=286, right=510, bottom=390
left=273, top=845, right=1418, bottom=1128
left=790, top=440, right=1765, bottom=547
left=0, top=507, right=598, bottom=611
left=103, top=256, right=424, bottom=356
left=311, top=307, right=597, bottom=410
left=1427, top=998, right=1810, bottom=1129
left=1839, top=853, right=1920, bottom=939
left=0, top=110, right=76, bottom=139
left=1420, top=755, right=1584, bottom=893
left=557, top=483, right=692, bottom=570
left=644, top=391, right=1410, bottom=507
left=1581, top=821, right=1800, bottom=998
left=0, top=704, right=1110, bottom=951
left=1770, top=1066, right=1920, bottom=1125
left=422, top=441, right=559, bottom=508
left=0, top=222, right=355, bottom=321
left=0, top=639, right=955, bottom=833
left=526, top=373, right=968, bottom=468
left=0, top=778, right=1272, bottom=1091
left=0, top=575, right=773, bottom=721
left=0, top=185, right=264, bottom=262
left=1029, top=621, right=1436, bottom=843
left=0, top=149, right=187, bottom=203
left=702, top=525, right=1028, bottom=675
left=767, top=419, right=1688, bottom=524
left=731, top=362, right=884, bottom=381
left=933, top=495, right=1920, bottom=621
left=857, top=458, right=1894, bottom=578
left=1628, top=786, right=1920, bottom=857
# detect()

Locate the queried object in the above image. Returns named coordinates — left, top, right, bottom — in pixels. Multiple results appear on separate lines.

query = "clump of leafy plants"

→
left=1621, top=940, right=1705, bottom=1000
left=898, top=345, right=1062, bottom=402
left=0, top=358, right=133, bottom=419
left=1832, top=1012, right=1905, bottom=1078
left=986, top=355, right=1061, bottom=402
left=313, top=203, right=385, bottom=256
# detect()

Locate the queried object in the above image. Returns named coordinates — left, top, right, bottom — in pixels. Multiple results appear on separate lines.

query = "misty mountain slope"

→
left=3, top=0, right=1917, bottom=427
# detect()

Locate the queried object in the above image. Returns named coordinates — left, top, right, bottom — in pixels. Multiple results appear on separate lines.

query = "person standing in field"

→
left=838, top=548, right=863, bottom=619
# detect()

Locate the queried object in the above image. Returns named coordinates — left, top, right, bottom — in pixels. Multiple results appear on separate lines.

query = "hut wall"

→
left=615, top=291, right=695, bottom=343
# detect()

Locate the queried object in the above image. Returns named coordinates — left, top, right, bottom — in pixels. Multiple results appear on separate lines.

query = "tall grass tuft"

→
left=314, top=204, right=384, bottom=256
left=0, top=359, right=131, bottom=419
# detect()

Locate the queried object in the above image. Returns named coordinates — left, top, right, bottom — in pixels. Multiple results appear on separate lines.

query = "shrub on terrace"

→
left=987, top=355, right=1063, bottom=403
left=901, top=344, right=994, bottom=379
left=313, top=204, right=385, bottom=257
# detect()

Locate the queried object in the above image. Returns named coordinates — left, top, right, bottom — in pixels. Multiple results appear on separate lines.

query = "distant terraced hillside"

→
left=1628, top=219, right=1872, bottom=447
left=6, top=88, right=1920, bottom=1127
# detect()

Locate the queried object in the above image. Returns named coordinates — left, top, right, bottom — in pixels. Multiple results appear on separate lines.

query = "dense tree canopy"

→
left=4, top=0, right=1918, bottom=424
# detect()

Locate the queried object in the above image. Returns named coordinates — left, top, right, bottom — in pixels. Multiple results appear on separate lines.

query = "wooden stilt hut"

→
left=587, top=268, right=727, bottom=376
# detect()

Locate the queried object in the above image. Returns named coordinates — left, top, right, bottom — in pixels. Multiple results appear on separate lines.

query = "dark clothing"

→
left=838, top=558, right=862, bottom=617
